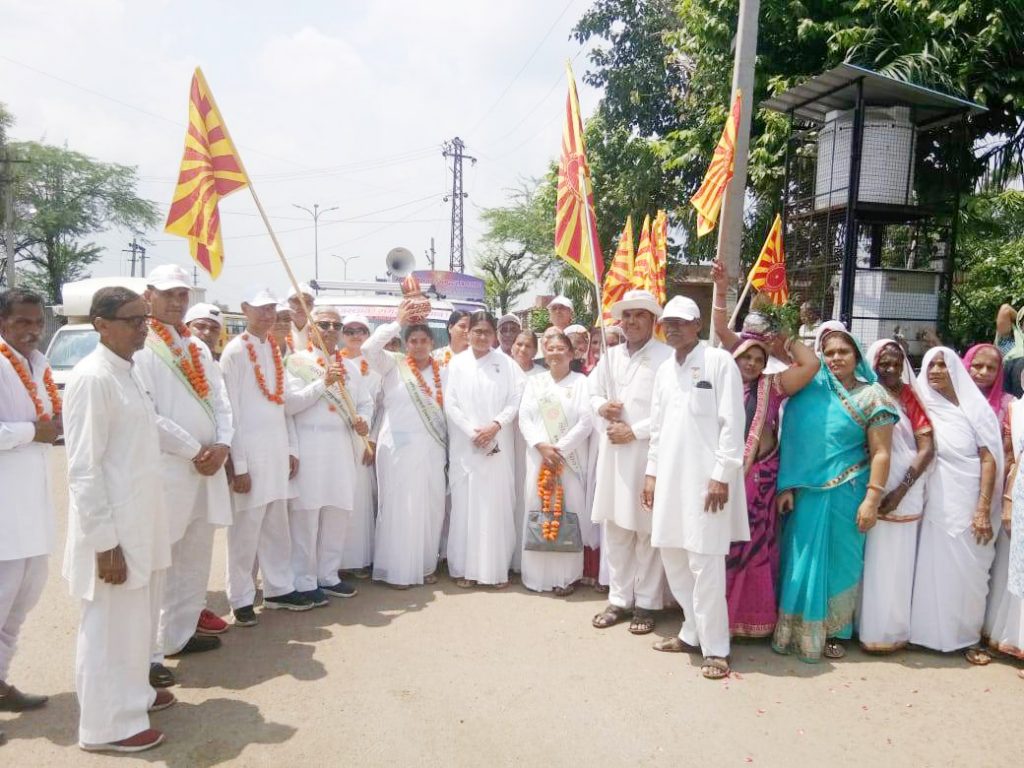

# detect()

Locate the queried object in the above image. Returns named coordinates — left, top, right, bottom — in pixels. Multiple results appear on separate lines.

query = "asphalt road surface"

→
left=1, top=448, right=1020, bottom=766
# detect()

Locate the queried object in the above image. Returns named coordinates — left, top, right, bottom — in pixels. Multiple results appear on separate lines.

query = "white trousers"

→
left=0, top=555, right=48, bottom=681
left=604, top=521, right=665, bottom=610
left=226, top=500, right=294, bottom=609
left=289, top=506, right=350, bottom=592
left=661, top=547, right=730, bottom=659
left=156, top=518, right=216, bottom=657
left=77, top=581, right=155, bottom=746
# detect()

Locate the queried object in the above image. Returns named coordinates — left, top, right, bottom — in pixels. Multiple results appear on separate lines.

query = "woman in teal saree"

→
left=772, top=329, right=897, bottom=662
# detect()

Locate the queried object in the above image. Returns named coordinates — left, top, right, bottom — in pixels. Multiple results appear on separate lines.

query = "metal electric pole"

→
left=1, top=148, right=28, bottom=289
left=124, top=237, right=147, bottom=277
left=442, top=137, right=476, bottom=273
left=425, top=237, right=436, bottom=271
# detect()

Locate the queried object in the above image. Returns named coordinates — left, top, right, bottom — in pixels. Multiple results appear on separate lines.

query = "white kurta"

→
left=339, top=352, right=381, bottom=571
left=446, top=348, right=524, bottom=584
left=646, top=343, right=748, bottom=553
left=518, top=370, right=592, bottom=592
left=364, top=322, right=449, bottom=585
left=0, top=338, right=56, bottom=560
left=589, top=338, right=673, bottom=532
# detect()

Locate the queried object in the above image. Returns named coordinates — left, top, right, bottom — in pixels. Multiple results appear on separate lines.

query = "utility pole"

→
left=442, top=137, right=476, bottom=273
left=193, top=264, right=199, bottom=287
left=1, top=148, right=29, bottom=289
left=425, top=237, right=436, bottom=271
left=123, top=237, right=146, bottom=277
left=332, top=253, right=361, bottom=280
left=714, top=0, right=761, bottom=336
left=293, top=202, right=339, bottom=290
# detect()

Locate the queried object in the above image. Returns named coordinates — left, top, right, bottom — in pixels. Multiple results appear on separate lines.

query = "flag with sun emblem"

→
left=748, top=214, right=789, bottom=305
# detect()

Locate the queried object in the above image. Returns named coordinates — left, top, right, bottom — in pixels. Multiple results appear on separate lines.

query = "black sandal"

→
left=628, top=608, right=656, bottom=635
left=592, top=603, right=630, bottom=629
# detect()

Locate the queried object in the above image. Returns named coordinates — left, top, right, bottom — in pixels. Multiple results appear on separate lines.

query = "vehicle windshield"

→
left=47, top=328, right=99, bottom=370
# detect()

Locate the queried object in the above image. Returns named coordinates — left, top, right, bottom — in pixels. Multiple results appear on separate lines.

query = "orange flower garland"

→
left=316, top=350, right=349, bottom=413
left=537, top=464, right=565, bottom=541
left=341, top=348, right=370, bottom=376
left=243, top=333, right=285, bottom=405
left=0, top=342, right=61, bottom=421
left=148, top=320, right=211, bottom=400
left=407, top=355, right=444, bottom=408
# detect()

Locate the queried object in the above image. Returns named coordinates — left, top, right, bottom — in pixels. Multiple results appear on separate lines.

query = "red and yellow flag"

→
left=601, top=216, right=635, bottom=322
left=165, top=68, right=249, bottom=279
left=748, top=214, right=789, bottom=305
left=631, top=214, right=654, bottom=292
left=651, top=209, right=668, bottom=304
left=690, top=91, right=742, bottom=238
left=555, top=62, right=603, bottom=285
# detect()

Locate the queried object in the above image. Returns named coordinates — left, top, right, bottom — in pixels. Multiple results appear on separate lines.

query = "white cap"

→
left=183, top=302, right=223, bottom=326
left=275, top=302, right=292, bottom=314
left=564, top=324, right=588, bottom=336
left=611, top=289, right=663, bottom=320
left=287, top=283, right=315, bottom=300
left=605, top=324, right=625, bottom=338
left=662, top=295, right=700, bottom=322
left=498, top=313, right=522, bottom=328
left=342, top=313, right=370, bottom=330
left=241, top=286, right=278, bottom=308
left=147, top=264, right=191, bottom=291
left=548, top=295, right=573, bottom=311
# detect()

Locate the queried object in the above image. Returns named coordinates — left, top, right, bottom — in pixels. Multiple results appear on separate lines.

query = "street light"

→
left=292, top=202, right=339, bottom=287
left=332, top=253, right=362, bottom=280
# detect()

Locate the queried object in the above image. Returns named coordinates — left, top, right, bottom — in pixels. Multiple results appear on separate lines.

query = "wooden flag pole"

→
left=577, top=164, right=617, bottom=403
left=727, top=277, right=753, bottom=331
left=199, top=69, right=369, bottom=451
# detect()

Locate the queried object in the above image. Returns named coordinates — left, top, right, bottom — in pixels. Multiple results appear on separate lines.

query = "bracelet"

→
left=713, top=304, right=727, bottom=312
left=900, top=469, right=916, bottom=489
left=1003, top=494, right=1013, bottom=502
left=866, top=482, right=885, bottom=493
left=980, top=493, right=991, bottom=503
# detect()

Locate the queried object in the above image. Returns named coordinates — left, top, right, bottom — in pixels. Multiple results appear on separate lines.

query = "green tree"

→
left=9, top=141, right=159, bottom=302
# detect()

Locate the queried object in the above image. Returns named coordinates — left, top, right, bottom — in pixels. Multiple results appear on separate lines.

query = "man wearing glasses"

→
left=64, top=286, right=176, bottom=752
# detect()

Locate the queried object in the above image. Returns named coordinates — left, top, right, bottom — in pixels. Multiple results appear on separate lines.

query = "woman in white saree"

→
left=518, top=331, right=593, bottom=595
left=910, top=347, right=1002, bottom=664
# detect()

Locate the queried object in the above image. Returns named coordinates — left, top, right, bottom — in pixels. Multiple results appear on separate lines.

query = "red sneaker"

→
left=80, top=728, right=165, bottom=753
left=149, top=689, right=176, bottom=712
left=196, top=609, right=229, bottom=635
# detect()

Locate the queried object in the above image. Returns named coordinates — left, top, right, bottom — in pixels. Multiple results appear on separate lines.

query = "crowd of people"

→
left=1, top=259, right=1024, bottom=753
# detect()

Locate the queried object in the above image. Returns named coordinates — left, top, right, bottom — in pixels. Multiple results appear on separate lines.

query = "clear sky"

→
left=0, top=0, right=600, bottom=307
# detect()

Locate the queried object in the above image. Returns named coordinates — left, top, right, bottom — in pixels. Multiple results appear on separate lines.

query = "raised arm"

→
left=710, top=258, right=740, bottom=351
left=776, top=336, right=819, bottom=396
left=362, top=321, right=400, bottom=376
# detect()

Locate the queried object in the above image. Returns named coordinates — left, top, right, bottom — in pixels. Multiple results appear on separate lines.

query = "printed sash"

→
left=145, top=332, right=215, bottom=424
left=397, top=355, right=448, bottom=448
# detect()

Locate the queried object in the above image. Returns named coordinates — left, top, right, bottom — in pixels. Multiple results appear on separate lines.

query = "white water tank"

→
left=815, top=106, right=916, bottom=209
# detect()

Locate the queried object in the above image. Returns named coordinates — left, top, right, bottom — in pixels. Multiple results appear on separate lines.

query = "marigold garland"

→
left=243, top=333, right=285, bottom=405
left=407, top=355, right=443, bottom=408
left=341, top=348, right=370, bottom=376
left=537, top=463, right=565, bottom=541
left=149, top=319, right=211, bottom=400
left=0, top=342, right=61, bottom=421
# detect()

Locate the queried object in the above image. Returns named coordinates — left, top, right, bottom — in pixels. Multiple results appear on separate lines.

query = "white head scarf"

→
left=814, top=320, right=847, bottom=355
left=917, top=346, right=1004, bottom=522
left=867, top=338, right=930, bottom=411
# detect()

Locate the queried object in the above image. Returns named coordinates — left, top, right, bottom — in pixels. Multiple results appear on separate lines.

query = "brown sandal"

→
left=652, top=637, right=700, bottom=654
left=965, top=647, right=991, bottom=666
left=702, top=657, right=730, bottom=680
left=553, top=585, right=575, bottom=597
left=824, top=639, right=846, bottom=659
left=592, top=604, right=630, bottom=629
left=455, top=578, right=475, bottom=589
left=628, top=608, right=656, bottom=635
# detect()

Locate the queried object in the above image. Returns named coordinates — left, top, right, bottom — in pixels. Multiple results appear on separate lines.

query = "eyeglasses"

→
left=343, top=327, right=369, bottom=336
left=103, top=314, right=149, bottom=328
left=316, top=321, right=344, bottom=331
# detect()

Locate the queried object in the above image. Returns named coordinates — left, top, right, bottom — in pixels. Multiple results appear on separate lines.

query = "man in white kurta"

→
left=135, top=265, right=234, bottom=676
left=221, top=288, right=311, bottom=625
left=64, top=287, right=178, bottom=752
left=0, top=289, right=58, bottom=724
left=285, top=308, right=372, bottom=600
left=339, top=314, right=381, bottom=576
left=287, top=283, right=316, bottom=352
left=589, top=290, right=673, bottom=633
left=643, top=296, right=748, bottom=674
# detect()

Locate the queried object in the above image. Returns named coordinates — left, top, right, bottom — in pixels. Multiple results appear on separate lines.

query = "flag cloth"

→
left=555, top=62, right=603, bottom=285
left=748, top=213, right=789, bottom=305
left=690, top=91, right=742, bottom=238
left=651, top=209, right=668, bottom=304
left=601, top=216, right=635, bottom=322
left=165, top=67, right=249, bottom=279
left=631, top=214, right=654, bottom=292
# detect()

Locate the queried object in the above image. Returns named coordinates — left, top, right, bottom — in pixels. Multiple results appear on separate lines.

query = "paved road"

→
left=1, top=449, right=1020, bottom=766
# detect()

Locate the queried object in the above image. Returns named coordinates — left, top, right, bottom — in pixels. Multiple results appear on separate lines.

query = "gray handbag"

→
left=524, top=509, right=584, bottom=553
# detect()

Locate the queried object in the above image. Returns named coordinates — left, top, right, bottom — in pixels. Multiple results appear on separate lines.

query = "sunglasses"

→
left=103, top=314, right=150, bottom=328
left=343, top=327, right=369, bottom=336
left=316, top=321, right=344, bottom=331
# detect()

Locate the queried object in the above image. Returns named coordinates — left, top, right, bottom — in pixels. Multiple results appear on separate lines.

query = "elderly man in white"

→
left=0, top=289, right=59, bottom=737
left=221, top=287, right=311, bottom=626
left=64, top=286, right=180, bottom=753
left=497, top=313, right=522, bottom=356
left=642, top=296, right=748, bottom=680
left=135, top=265, right=234, bottom=690
left=285, top=306, right=372, bottom=602
left=287, top=282, right=317, bottom=352
left=590, top=289, right=673, bottom=635
left=547, top=295, right=574, bottom=332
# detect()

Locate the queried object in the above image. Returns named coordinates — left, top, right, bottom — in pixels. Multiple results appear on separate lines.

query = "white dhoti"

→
left=0, top=555, right=48, bottom=680
left=340, top=464, right=375, bottom=570
left=910, top=520, right=995, bottom=652
left=858, top=518, right=920, bottom=651
left=984, top=530, right=1024, bottom=658
left=661, top=547, right=730, bottom=658
left=604, top=521, right=664, bottom=610
left=77, top=581, right=156, bottom=746
left=226, top=500, right=294, bottom=609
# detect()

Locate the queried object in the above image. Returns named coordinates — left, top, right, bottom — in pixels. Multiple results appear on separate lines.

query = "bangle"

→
left=1003, top=494, right=1013, bottom=502
left=713, top=304, right=727, bottom=312
left=980, top=493, right=991, bottom=503
left=866, top=482, right=885, bottom=493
